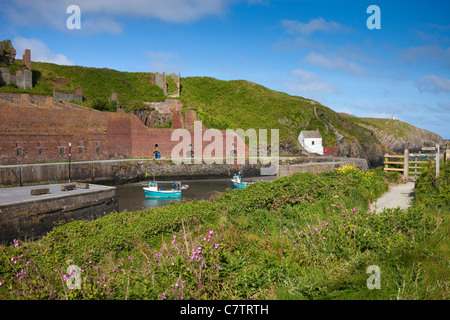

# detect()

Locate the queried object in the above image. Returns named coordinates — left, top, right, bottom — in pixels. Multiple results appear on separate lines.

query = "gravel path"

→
left=369, top=181, right=415, bottom=214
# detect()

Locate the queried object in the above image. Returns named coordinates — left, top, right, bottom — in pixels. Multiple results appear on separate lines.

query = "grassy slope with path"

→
left=0, top=163, right=447, bottom=300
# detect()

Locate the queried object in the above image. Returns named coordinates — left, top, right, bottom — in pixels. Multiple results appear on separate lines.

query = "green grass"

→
left=179, top=77, right=380, bottom=148
left=345, top=116, right=423, bottom=139
left=0, top=60, right=166, bottom=110
left=1, top=164, right=447, bottom=300
left=0, top=61, right=388, bottom=152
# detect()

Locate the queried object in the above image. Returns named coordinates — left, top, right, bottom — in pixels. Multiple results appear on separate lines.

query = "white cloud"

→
left=0, top=0, right=236, bottom=34
left=437, top=103, right=450, bottom=111
left=281, top=18, right=350, bottom=36
left=271, top=36, right=326, bottom=52
left=146, top=51, right=185, bottom=73
left=302, top=52, right=366, bottom=76
left=13, top=37, right=74, bottom=65
left=285, top=69, right=339, bottom=97
left=416, top=75, right=450, bottom=93
left=401, top=45, right=450, bottom=68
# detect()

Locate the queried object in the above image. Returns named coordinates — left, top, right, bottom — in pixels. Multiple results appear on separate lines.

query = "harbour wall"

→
left=0, top=184, right=117, bottom=244
left=0, top=157, right=368, bottom=187
left=277, top=158, right=368, bottom=177
left=0, top=159, right=270, bottom=186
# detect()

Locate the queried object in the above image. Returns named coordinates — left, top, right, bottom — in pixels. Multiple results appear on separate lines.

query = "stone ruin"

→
left=150, top=72, right=181, bottom=98
left=52, top=77, right=83, bottom=103
left=53, top=87, right=83, bottom=103
left=0, top=39, right=33, bottom=90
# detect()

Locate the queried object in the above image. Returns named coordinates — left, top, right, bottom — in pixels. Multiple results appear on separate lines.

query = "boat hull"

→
left=143, top=188, right=181, bottom=198
left=231, top=181, right=249, bottom=189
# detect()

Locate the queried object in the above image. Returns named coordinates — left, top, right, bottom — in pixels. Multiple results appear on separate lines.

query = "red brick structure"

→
left=53, top=78, right=68, bottom=86
left=0, top=95, right=247, bottom=165
left=22, top=49, right=31, bottom=70
left=323, top=147, right=339, bottom=156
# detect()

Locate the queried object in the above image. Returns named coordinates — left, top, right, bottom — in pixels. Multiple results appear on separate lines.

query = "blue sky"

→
left=1, top=0, right=449, bottom=138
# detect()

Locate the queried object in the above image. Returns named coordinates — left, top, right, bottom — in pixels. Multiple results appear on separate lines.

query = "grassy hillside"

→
left=180, top=77, right=378, bottom=148
left=0, top=61, right=381, bottom=148
left=345, top=116, right=420, bottom=139
left=0, top=60, right=166, bottom=111
left=7, top=61, right=443, bottom=162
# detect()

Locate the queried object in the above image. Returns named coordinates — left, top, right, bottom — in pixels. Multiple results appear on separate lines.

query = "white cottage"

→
left=298, top=130, right=323, bottom=155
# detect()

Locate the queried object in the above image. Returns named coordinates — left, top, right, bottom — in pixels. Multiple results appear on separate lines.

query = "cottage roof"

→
left=301, top=131, right=322, bottom=139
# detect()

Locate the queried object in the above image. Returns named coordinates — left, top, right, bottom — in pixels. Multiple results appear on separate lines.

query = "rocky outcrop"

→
left=358, top=120, right=446, bottom=154
left=0, top=40, right=16, bottom=65
left=0, top=39, right=32, bottom=89
left=133, top=108, right=172, bottom=128
left=338, top=139, right=384, bottom=168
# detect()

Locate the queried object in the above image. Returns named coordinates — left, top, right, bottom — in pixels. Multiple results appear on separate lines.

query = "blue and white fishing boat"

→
left=143, top=181, right=189, bottom=198
left=231, top=172, right=253, bottom=189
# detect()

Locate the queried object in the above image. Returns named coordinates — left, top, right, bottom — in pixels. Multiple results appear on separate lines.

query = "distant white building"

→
left=298, top=130, right=323, bottom=155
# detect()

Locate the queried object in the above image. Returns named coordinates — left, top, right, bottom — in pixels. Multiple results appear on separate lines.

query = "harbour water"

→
left=115, top=177, right=274, bottom=212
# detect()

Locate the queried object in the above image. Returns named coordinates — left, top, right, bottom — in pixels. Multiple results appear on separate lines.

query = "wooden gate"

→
left=384, top=146, right=443, bottom=181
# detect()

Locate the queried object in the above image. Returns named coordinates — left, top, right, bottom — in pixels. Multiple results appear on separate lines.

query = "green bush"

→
left=0, top=166, right=447, bottom=300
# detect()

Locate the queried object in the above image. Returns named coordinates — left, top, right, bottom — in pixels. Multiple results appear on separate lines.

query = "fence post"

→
left=404, top=149, right=409, bottom=182
left=436, top=144, right=440, bottom=181
left=414, top=155, right=418, bottom=179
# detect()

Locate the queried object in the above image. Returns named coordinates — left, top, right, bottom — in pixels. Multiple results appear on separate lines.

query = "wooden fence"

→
left=384, top=146, right=444, bottom=181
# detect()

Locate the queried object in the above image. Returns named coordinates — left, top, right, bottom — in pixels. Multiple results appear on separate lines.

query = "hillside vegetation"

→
left=179, top=77, right=379, bottom=148
left=0, top=62, right=377, bottom=145
left=0, top=163, right=448, bottom=300
left=342, top=116, right=447, bottom=154
left=0, top=61, right=445, bottom=164
left=0, top=60, right=166, bottom=111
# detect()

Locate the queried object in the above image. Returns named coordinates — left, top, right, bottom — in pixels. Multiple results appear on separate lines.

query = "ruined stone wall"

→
left=152, top=72, right=167, bottom=95
left=0, top=41, right=32, bottom=89
left=0, top=67, right=32, bottom=89
left=22, top=49, right=31, bottom=70
left=0, top=67, right=14, bottom=86
left=53, top=90, right=83, bottom=103
left=15, top=69, right=32, bottom=89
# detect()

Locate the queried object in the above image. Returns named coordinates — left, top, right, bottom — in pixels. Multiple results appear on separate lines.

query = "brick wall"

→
left=0, top=95, right=248, bottom=165
left=0, top=97, right=109, bottom=164
left=22, top=49, right=31, bottom=70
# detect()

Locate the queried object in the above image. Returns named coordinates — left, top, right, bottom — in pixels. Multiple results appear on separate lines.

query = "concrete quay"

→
left=0, top=183, right=117, bottom=244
